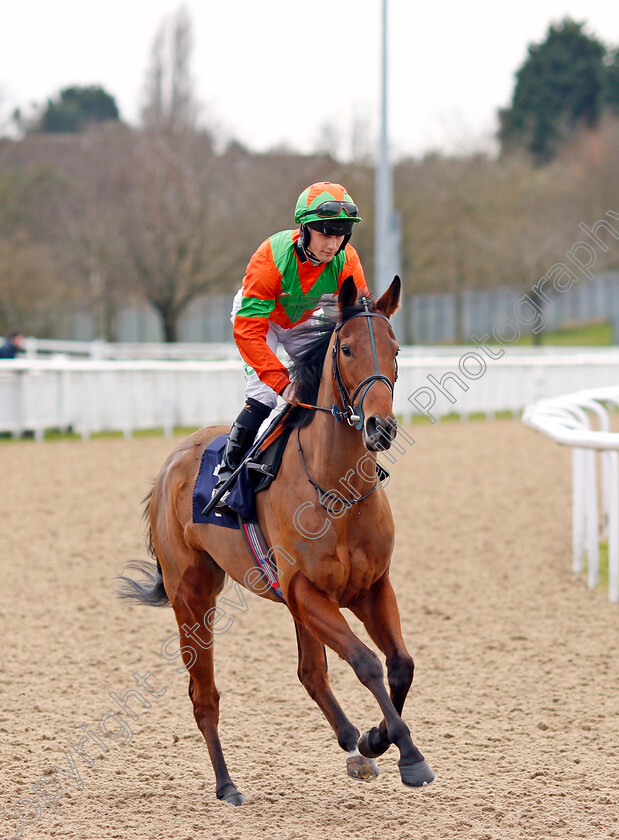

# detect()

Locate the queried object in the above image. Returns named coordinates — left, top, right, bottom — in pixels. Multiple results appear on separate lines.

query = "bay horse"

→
left=116, top=275, right=434, bottom=805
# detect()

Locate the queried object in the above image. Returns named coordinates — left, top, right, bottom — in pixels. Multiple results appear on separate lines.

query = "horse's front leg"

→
left=287, top=574, right=433, bottom=788
left=294, top=620, right=379, bottom=781
left=350, top=572, right=419, bottom=763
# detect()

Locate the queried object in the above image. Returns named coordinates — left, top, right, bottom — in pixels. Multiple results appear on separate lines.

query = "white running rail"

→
left=4, top=351, right=619, bottom=442
left=22, top=338, right=241, bottom=361
left=522, top=387, right=619, bottom=603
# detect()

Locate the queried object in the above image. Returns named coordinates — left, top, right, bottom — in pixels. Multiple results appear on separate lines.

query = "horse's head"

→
left=333, top=276, right=400, bottom=451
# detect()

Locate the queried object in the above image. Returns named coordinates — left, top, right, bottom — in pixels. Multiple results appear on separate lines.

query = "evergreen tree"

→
left=499, top=19, right=612, bottom=163
left=37, top=86, right=120, bottom=133
left=602, top=47, right=619, bottom=114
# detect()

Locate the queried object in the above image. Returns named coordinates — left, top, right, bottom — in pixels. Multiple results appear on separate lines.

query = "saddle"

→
left=246, top=422, right=294, bottom=494
left=192, top=423, right=294, bottom=529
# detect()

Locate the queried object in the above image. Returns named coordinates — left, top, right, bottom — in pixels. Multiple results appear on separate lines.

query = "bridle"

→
left=298, top=297, right=398, bottom=430
left=296, top=298, right=398, bottom=512
left=331, top=298, right=397, bottom=430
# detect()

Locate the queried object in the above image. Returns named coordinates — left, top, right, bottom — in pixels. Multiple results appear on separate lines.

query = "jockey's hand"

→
left=280, top=383, right=298, bottom=405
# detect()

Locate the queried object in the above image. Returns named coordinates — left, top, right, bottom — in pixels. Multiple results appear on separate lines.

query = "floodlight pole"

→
left=374, top=0, right=399, bottom=297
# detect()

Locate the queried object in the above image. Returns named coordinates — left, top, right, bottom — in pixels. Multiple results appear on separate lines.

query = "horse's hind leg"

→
left=172, top=560, right=246, bottom=806
left=294, top=621, right=379, bottom=781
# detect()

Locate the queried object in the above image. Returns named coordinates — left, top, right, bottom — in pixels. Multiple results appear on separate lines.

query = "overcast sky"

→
left=1, top=0, right=617, bottom=158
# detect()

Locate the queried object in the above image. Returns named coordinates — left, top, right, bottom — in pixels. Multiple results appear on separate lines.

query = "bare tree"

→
left=2, top=110, right=615, bottom=344
left=117, top=132, right=218, bottom=340
left=313, top=112, right=373, bottom=165
left=556, top=115, right=619, bottom=229
left=141, top=5, right=199, bottom=133
left=395, top=149, right=582, bottom=342
left=0, top=92, right=10, bottom=137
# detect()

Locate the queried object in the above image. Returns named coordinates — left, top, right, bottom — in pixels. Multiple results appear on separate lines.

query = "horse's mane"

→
left=286, top=297, right=378, bottom=429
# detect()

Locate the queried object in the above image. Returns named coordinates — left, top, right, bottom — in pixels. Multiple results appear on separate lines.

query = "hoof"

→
left=217, top=783, right=246, bottom=806
left=224, top=790, right=246, bottom=806
left=358, top=728, right=389, bottom=759
left=347, top=751, right=380, bottom=781
left=400, top=759, right=435, bottom=788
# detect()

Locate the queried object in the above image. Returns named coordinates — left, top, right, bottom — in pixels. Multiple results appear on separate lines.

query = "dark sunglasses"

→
left=300, top=200, right=359, bottom=220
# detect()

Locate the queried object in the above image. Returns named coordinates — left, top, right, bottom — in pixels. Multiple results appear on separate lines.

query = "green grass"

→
left=596, top=542, right=609, bottom=592
left=581, top=541, right=614, bottom=598
left=0, top=426, right=201, bottom=444
left=508, top=320, right=613, bottom=347
left=406, top=409, right=517, bottom=425
left=132, top=426, right=200, bottom=439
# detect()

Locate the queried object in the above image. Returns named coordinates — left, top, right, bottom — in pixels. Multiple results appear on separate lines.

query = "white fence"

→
left=0, top=358, right=247, bottom=441
left=22, top=337, right=240, bottom=361
left=3, top=346, right=619, bottom=443
left=523, top=387, right=619, bottom=603
left=22, top=337, right=619, bottom=362
left=398, top=349, right=619, bottom=423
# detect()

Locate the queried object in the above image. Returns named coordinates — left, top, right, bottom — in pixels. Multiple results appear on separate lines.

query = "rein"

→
left=296, top=428, right=379, bottom=512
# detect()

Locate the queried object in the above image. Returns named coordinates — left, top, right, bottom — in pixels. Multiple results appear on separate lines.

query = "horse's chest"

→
left=322, top=536, right=390, bottom=600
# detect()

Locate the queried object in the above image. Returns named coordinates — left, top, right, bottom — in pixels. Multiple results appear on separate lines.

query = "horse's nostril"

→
left=365, top=415, right=394, bottom=450
left=365, top=416, right=381, bottom=438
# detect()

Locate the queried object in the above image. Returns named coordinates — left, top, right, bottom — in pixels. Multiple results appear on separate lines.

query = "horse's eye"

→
left=341, top=345, right=352, bottom=357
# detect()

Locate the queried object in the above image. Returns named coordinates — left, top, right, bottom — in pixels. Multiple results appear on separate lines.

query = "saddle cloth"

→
left=192, top=434, right=255, bottom=529
left=192, top=427, right=293, bottom=603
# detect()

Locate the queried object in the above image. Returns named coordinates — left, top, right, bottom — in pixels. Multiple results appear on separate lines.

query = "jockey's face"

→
left=307, top=228, right=345, bottom=262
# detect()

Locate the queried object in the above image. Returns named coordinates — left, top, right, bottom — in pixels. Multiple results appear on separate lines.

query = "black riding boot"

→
left=212, top=399, right=272, bottom=513
left=212, top=422, right=257, bottom=512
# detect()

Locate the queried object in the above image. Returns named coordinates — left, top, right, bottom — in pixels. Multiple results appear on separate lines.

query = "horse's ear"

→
left=376, top=275, right=401, bottom=318
left=338, top=276, right=358, bottom=312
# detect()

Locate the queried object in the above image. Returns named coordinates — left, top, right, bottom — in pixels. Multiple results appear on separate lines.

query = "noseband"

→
left=331, top=298, right=397, bottom=430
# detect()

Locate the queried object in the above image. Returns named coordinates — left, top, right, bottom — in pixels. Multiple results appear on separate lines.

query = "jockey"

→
left=213, top=181, right=368, bottom=511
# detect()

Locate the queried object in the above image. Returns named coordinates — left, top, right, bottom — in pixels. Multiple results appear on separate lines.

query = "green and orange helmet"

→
left=294, top=182, right=361, bottom=252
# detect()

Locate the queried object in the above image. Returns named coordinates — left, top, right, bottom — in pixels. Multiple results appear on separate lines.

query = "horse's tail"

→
left=114, top=488, right=170, bottom=607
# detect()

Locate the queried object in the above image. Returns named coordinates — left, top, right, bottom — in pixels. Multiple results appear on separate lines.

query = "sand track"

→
left=1, top=419, right=618, bottom=840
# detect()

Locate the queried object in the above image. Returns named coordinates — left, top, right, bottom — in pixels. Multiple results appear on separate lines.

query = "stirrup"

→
left=213, top=489, right=235, bottom=514
left=210, top=465, right=235, bottom=511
